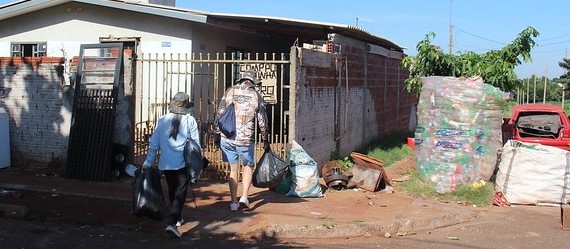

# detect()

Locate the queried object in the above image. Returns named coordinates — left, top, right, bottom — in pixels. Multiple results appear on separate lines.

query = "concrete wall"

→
left=290, top=34, right=417, bottom=168
left=0, top=57, right=71, bottom=165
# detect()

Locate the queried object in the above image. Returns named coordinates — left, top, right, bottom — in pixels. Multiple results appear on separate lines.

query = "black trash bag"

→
left=184, top=138, right=205, bottom=184
left=132, top=167, right=164, bottom=220
left=253, top=149, right=289, bottom=188
left=269, top=171, right=293, bottom=195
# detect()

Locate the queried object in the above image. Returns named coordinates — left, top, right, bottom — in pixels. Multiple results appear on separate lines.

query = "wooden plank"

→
left=351, top=152, right=392, bottom=187
left=349, top=163, right=382, bottom=192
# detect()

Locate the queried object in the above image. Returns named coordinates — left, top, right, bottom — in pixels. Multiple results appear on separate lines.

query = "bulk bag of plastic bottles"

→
left=414, top=76, right=509, bottom=193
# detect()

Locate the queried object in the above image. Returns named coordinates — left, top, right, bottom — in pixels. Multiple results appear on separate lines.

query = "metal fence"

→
left=133, top=52, right=291, bottom=179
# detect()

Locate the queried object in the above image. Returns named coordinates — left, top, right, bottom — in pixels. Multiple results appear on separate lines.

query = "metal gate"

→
left=66, top=43, right=124, bottom=181
left=133, top=52, right=291, bottom=179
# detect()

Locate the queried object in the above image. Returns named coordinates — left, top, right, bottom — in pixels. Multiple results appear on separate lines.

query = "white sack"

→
left=495, top=140, right=570, bottom=205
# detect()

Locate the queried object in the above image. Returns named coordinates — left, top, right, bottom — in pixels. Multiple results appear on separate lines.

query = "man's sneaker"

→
left=165, top=225, right=181, bottom=238
left=229, top=202, right=239, bottom=211
left=239, top=196, right=250, bottom=209
left=175, top=219, right=184, bottom=227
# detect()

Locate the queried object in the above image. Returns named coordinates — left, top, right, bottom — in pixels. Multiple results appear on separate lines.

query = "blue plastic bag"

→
left=217, top=103, right=236, bottom=138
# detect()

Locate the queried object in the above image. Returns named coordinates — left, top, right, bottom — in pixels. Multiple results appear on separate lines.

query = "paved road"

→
left=2, top=204, right=568, bottom=249
left=291, top=205, right=570, bottom=249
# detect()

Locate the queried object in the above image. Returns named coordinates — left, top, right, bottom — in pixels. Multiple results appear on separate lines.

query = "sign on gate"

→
left=239, top=64, right=278, bottom=104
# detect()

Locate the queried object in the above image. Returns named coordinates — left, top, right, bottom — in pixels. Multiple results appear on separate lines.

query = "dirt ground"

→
left=0, top=156, right=417, bottom=229
left=384, top=155, right=416, bottom=181
left=0, top=156, right=420, bottom=248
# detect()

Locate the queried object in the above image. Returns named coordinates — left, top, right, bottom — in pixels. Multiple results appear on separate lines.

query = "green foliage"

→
left=330, top=132, right=414, bottom=171
left=517, top=75, right=566, bottom=104
left=330, top=150, right=354, bottom=171
left=397, top=167, right=494, bottom=207
left=502, top=100, right=517, bottom=118
left=403, top=27, right=539, bottom=94
left=558, top=58, right=570, bottom=85
left=367, top=146, right=413, bottom=167
left=364, top=132, right=414, bottom=167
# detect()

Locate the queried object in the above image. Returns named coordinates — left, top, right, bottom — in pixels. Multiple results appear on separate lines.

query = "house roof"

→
left=0, top=0, right=404, bottom=52
left=0, top=0, right=208, bottom=23
left=205, top=13, right=404, bottom=52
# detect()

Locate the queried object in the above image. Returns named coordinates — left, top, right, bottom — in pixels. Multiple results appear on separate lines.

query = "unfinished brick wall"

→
left=291, top=34, right=418, bottom=167
left=0, top=57, right=72, bottom=166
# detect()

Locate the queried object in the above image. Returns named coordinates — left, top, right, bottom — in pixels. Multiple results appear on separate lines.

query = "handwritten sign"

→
left=239, top=64, right=278, bottom=104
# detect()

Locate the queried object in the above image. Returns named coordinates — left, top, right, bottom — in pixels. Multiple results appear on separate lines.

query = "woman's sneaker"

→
left=239, top=196, right=250, bottom=209
left=229, top=202, right=239, bottom=211
left=175, top=219, right=184, bottom=227
left=165, top=225, right=181, bottom=238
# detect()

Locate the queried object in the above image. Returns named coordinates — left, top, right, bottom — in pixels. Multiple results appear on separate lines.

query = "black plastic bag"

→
left=253, top=149, right=289, bottom=188
left=217, top=102, right=236, bottom=138
left=184, top=137, right=205, bottom=184
left=132, top=167, right=164, bottom=220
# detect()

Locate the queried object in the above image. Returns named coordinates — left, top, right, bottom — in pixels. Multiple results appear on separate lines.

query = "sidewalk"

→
left=0, top=167, right=481, bottom=239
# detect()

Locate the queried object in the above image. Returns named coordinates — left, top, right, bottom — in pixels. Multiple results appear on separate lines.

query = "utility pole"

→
left=526, top=80, right=530, bottom=104
left=533, top=76, right=536, bottom=103
left=448, top=0, right=453, bottom=54
left=561, top=48, right=568, bottom=109
left=542, top=70, right=548, bottom=104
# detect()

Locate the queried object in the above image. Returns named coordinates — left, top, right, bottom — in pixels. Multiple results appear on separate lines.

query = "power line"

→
left=537, top=33, right=570, bottom=42
left=540, top=38, right=570, bottom=47
left=453, top=26, right=506, bottom=45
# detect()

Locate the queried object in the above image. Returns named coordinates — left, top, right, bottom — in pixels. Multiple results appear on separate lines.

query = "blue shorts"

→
left=220, top=138, right=255, bottom=167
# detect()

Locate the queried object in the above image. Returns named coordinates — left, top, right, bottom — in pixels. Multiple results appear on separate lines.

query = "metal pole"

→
left=526, top=79, right=530, bottom=104
left=448, top=0, right=453, bottom=54
left=543, top=77, right=547, bottom=104
left=533, top=77, right=537, bottom=103
left=562, top=87, right=565, bottom=108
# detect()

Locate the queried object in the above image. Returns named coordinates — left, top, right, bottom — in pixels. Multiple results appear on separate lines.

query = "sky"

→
left=1, top=0, right=568, bottom=79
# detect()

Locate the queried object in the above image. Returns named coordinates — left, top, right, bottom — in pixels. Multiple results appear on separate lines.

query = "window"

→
left=10, top=42, right=47, bottom=57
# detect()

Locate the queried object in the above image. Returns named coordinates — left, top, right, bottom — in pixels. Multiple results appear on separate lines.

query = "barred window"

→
left=10, top=42, right=47, bottom=57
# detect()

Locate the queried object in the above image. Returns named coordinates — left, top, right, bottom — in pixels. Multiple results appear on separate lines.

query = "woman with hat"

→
left=142, top=92, right=200, bottom=238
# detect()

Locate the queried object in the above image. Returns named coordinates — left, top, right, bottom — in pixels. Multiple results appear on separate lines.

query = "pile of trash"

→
left=269, top=142, right=392, bottom=196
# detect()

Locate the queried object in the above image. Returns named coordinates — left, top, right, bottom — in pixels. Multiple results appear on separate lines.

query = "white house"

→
left=0, top=0, right=414, bottom=181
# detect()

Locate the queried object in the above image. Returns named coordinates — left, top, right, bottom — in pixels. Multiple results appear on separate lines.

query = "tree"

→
left=402, top=27, right=539, bottom=94
left=557, top=58, right=570, bottom=85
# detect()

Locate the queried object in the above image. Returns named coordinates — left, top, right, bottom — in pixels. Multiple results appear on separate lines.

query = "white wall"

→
left=0, top=2, right=198, bottom=59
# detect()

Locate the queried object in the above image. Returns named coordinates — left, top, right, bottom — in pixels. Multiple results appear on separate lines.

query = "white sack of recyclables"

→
left=495, top=140, right=570, bottom=205
left=286, top=140, right=323, bottom=198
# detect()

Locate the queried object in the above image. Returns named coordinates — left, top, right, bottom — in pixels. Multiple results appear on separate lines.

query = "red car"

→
left=506, top=103, right=570, bottom=150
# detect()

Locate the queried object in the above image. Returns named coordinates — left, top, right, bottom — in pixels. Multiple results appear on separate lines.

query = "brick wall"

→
left=291, top=35, right=418, bottom=168
left=0, top=57, right=72, bottom=166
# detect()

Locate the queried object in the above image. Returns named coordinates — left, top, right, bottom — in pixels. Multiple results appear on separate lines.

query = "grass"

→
left=362, top=132, right=415, bottom=167
left=357, top=132, right=495, bottom=207
left=397, top=167, right=495, bottom=207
